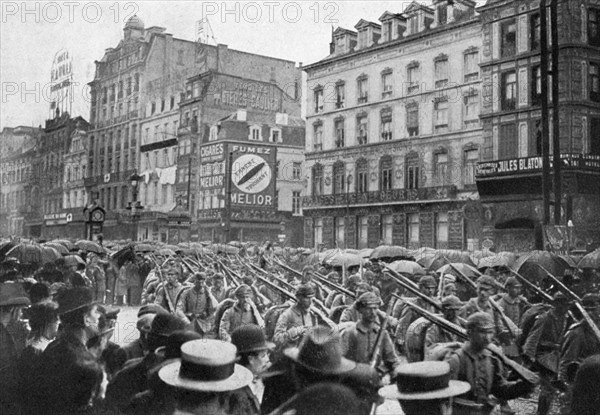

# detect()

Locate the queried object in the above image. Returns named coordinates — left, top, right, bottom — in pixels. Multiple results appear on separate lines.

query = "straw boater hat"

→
left=284, top=326, right=356, bottom=374
left=379, top=361, right=470, bottom=400
left=158, top=339, right=253, bottom=392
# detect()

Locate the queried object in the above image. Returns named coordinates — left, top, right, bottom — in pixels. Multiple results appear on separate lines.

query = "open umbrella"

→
left=436, top=263, right=481, bottom=279
left=40, top=246, right=61, bottom=264
left=514, top=250, right=571, bottom=283
left=134, top=243, right=155, bottom=253
left=42, top=242, right=70, bottom=255
left=51, top=239, right=76, bottom=251
left=63, top=254, right=86, bottom=268
left=359, top=248, right=373, bottom=259
left=416, top=250, right=475, bottom=271
left=371, top=245, right=412, bottom=260
left=387, top=260, right=426, bottom=277
left=157, top=248, right=177, bottom=257
left=75, top=240, right=106, bottom=255
left=579, top=249, right=600, bottom=269
left=324, top=251, right=364, bottom=267
left=6, top=244, right=43, bottom=264
left=475, top=251, right=517, bottom=270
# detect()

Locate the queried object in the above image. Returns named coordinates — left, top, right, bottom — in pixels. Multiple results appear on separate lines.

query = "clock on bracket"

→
left=91, top=210, right=105, bottom=222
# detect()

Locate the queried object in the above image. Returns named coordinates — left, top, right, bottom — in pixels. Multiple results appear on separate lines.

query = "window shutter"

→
left=519, top=122, right=528, bottom=158
left=517, top=14, right=528, bottom=54
left=492, top=73, right=499, bottom=112
left=518, top=67, right=528, bottom=107
left=492, top=22, right=500, bottom=60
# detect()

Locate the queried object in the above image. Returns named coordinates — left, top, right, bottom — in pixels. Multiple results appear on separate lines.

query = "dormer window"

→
left=358, top=29, right=369, bottom=49
left=249, top=125, right=262, bottom=141
left=269, top=127, right=282, bottom=143
left=209, top=125, right=219, bottom=141
left=336, top=36, right=346, bottom=53
left=382, top=20, right=393, bottom=42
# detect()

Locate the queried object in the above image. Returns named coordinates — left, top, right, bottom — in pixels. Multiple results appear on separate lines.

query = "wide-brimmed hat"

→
left=0, top=282, right=30, bottom=307
left=55, top=286, right=97, bottom=315
left=158, top=339, right=253, bottom=392
left=137, top=303, right=169, bottom=318
left=284, top=326, right=356, bottom=374
left=379, top=361, right=470, bottom=400
left=150, top=313, right=188, bottom=337
left=231, top=324, right=274, bottom=353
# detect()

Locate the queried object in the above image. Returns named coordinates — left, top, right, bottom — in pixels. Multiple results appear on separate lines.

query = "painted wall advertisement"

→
left=230, top=143, right=277, bottom=211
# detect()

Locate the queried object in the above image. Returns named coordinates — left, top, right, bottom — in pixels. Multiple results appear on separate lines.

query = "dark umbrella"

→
left=579, top=249, right=600, bottom=269
left=63, top=254, right=86, bottom=268
left=51, top=239, right=76, bottom=251
left=6, top=244, right=43, bottom=264
left=134, top=243, right=155, bottom=253
left=514, top=250, right=571, bottom=283
left=42, top=242, right=70, bottom=255
left=75, top=240, right=106, bottom=255
left=370, top=245, right=412, bottom=260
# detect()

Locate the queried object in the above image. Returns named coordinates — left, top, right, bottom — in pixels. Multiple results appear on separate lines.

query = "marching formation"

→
left=0, top=240, right=600, bottom=415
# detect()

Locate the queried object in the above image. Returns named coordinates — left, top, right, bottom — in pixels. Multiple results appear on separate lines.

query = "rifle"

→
left=404, top=300, right=540, bottom=385
left=271, top=257, right=342, bottom=299
left=444, top=260, right=520, bottom=339
left=383, top=266, right=442, bottom=312
left=248, top=262, right=295, bottom=292
left=149, top=255, right=177, bottom=313
left=508, top=268, right=554, bottom=303
left=535, top=263, right=600, bottom=344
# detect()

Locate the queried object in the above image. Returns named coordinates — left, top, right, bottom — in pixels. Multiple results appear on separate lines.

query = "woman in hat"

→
left=379, top=361, right=471, bottom=415
left=157, top=339, right=254, bottom=415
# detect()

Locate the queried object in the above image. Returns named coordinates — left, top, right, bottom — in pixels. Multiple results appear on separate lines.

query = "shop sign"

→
left=44, top=212, right=68, bottom=226
left=476, top=154, right=600, bottom=178
left=230, top=144, right=277, bottom=210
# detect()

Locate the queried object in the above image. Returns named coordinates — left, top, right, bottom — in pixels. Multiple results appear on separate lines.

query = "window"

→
left=170, top=96, right=175, bottom=109
left=530, top=13, right=541, bottom=50
left=292, top=162, right=302, bottom=180
left=381, top=214, right=393, bottom=245
left=335, top=83, right=345, bottom=109
left=358, top=216, right=369, bottom=249
left=162, top=184, right=168, bottom=205
left=590, top=63, right=600, bottom=102
left=383, top=21, right=393, bottom=42
left=313, top=123, right=323, bottom=151
left=209, top=125, right=219, bottom=141
left=357, top=76, right=369, bottom=103
left=314, top=218, right=323, bottom=246
left=435, top=212, right=449, bottom=248
left=435, top=153, right=449, bottom=184
left=335, top=217, right=345, bottom=247
left=381, top=113, right=392, bottom=141
left=312, top=164, right=323, bottom=196
left=334, top=119, right=345, bottom=148
left=591, top=118, right=600, bottom=155
left=434, top=100, right=449, bottom=133
left=270, top=128, right=282, bottom=143
left=589, top=8, right=600, bottom=46
left=464, top=148, right=479, bottom=185
left=531, top=66, right=542, bottom=106
left=358, top=29, right=369, bottom=49
left=464, top=51, right=479, bottom=82
left=501, top=71, right=517, bottom=111
left=249, top=126, right=262, bottom=141
left=464, top=93, right=479, bottom=128
left=408, top=213, right=419, bottom=245
left=499, top=123, right=518, bottom=159
left=314, top=87, right=324, bottom=113
left=381, top=71, right=393, bottom=98
left=434, top=58, right=449, bottom=88
left=407, top=104, right=419, bottom=137
left=380, top=156, right=393, bottom=191
left=333, top=162, right=346, bottom=194
left=161, top=99, right=165, bottom=112
left=356, top=115, right=368, bottom=145
left=405, top=154, right=420, bottom=189
left=356, top=159, right=368, bottom=193
left=292, top=191, right=301, bottom=215
left=151, top=102, right=156, bottom=115
left=500, top=19, right=517, bottom=58
left=407, top=64, right=420, bottom=94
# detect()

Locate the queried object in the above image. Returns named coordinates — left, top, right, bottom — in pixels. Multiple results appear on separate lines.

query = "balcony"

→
left=302, top=185, right=457, bottom=208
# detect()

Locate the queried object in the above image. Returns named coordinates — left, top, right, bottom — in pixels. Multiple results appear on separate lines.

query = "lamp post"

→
left=345, top=174, right=353, bottom=249
left=127, top=172, right=143, bottom=241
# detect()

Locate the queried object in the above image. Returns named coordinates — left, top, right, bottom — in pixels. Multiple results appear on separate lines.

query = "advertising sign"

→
left=230, top=144, right=277, bottom=210
left=49, top=49, right=73, bottom=115
left=199, top=143, right=226, bottom=190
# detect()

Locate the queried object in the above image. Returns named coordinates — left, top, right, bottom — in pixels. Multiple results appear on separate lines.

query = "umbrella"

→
left=42, top=242, right=70, bottom=255
left=161, top=244, right=181, bottom=252
left=0, top=240, right=16, bottom=260
left=51, top=239, right=76, bottom=251
left=228, top=241, right=244, bottom=248
left=475, top=251, right=517, bottom=269
left=324, top=251, right=364, bottom=267
left=157, top=248, right=177, bottom=257
left=387, top=260, right=426, bottom=277
left=6, top=244, right=43, bottom=264
left=514, top=250, right=571, bottom=283
left=134, top=243, right=155, bottom=253
left=210, top=244, right=239, bottom=255
left=436, top=263, right=481, bottom=279
left=63, top=254, right=86, bottom=268
left=579, top=249, right=600, bottom=269
left=40, top=246, right=61, bottom=264
left=359, top=248, right=373, bottom=259
left=371, top=245, right=412, bottom=260
left=416, top=250, right=476, bottom=271
left=75, top=240, right=106, bottom=255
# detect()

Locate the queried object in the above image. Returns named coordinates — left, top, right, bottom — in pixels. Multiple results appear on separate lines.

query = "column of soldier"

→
left=0, top=250, right=599, bottom=415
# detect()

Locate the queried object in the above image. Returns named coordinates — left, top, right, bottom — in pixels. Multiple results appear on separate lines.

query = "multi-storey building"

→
left=476, top=0, right=600, bottom=251
left=303, top=0, right=484, bottom=250
left=0, top=126, right=39, bottom=236
left=25, top=110, right=89, bottom=239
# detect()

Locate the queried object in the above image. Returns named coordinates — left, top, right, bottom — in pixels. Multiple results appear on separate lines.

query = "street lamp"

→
left=345, top=174, right=353, bottom=249
left=127, top=172, right=144, bottom=240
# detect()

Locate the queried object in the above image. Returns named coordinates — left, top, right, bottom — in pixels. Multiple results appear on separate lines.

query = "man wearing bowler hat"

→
left=379, top=361, right=471, bottom=415
left=273, top=284, right=318, bottom=349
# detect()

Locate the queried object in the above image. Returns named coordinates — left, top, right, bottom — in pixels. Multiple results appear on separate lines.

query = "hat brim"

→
left=58, top=300, right=99, bottom=315
left=0, top=297, right=31, bottom=307
left=158, top=360, right=253, bottom=392
left=238, top=341, right=276, bottom=354
left=379, top=380, right=471, bottom=400
left=283, top=347, right=357, bottom=374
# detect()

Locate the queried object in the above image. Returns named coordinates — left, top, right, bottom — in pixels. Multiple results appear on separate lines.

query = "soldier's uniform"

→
left=273, top=285, right=317, bottom=349
left=395, top=275, right=439, bottom=350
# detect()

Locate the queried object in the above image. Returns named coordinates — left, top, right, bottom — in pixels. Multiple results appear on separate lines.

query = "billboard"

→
left=230, top=143, right=277, bottom=211
left=49, top=49, right=73, bottom=116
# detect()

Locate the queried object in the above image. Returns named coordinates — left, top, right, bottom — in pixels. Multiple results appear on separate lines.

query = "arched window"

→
left=356, top=158, right=368, bottom=193
left=312, top=164, right=324, bottom=196
left=379, top=155, right=393, bottom=191
left=405, top=152, right=420, bottom=189
left=333, top=161, right=346, bottom=194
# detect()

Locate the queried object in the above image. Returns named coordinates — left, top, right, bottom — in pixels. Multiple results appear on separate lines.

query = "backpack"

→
left=264, top=304, right=290, bottom=341
left=405, top=316, right=434, bottom=363
left=213, top=298, right=236, bottom=337
left=517, top=303, right=552, bottom=348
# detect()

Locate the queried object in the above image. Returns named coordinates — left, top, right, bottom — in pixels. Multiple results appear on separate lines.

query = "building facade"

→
left=0, top=126, right=39, bottom=236
left=303, top=0, right=484, bottom=250
left=476, top=0, right=600, bottom=251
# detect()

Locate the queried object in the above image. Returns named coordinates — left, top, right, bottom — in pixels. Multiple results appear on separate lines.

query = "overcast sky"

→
left=0, top=1, right=486, bottom=129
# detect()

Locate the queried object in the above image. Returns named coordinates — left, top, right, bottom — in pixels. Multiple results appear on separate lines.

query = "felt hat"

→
left=272, top=383, right=362, bottom=415
left=137, top=313, right=156, bottom=334
left=137, top=303, right=169, bottom=318
left=158, top=339, right=253, bottom=392
left=231, top=324, right=274, bottom=354
left=466, top=312, right=495, bottom=331
left=379, top=361, right=470, bottom=400
left=0, top=282, right=30, bottom=307
left=157, top=330, right=203, bottom=360
left=284, top=326, right=356, bottom=374
left=295, top=284, right=316, bottom=298
left=55, top=286, right=96, bottom=315
left=150, top=313, right=188, bottom=337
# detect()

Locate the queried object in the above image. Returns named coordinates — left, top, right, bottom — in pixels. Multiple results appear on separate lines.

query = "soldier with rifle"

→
left=176, top=272, right=219, bottom=336
left=273, top=284, right=318, bottom=349
left=153, top=260, right=186, bottom=314
left=219, top=284, right=264, bottom=342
